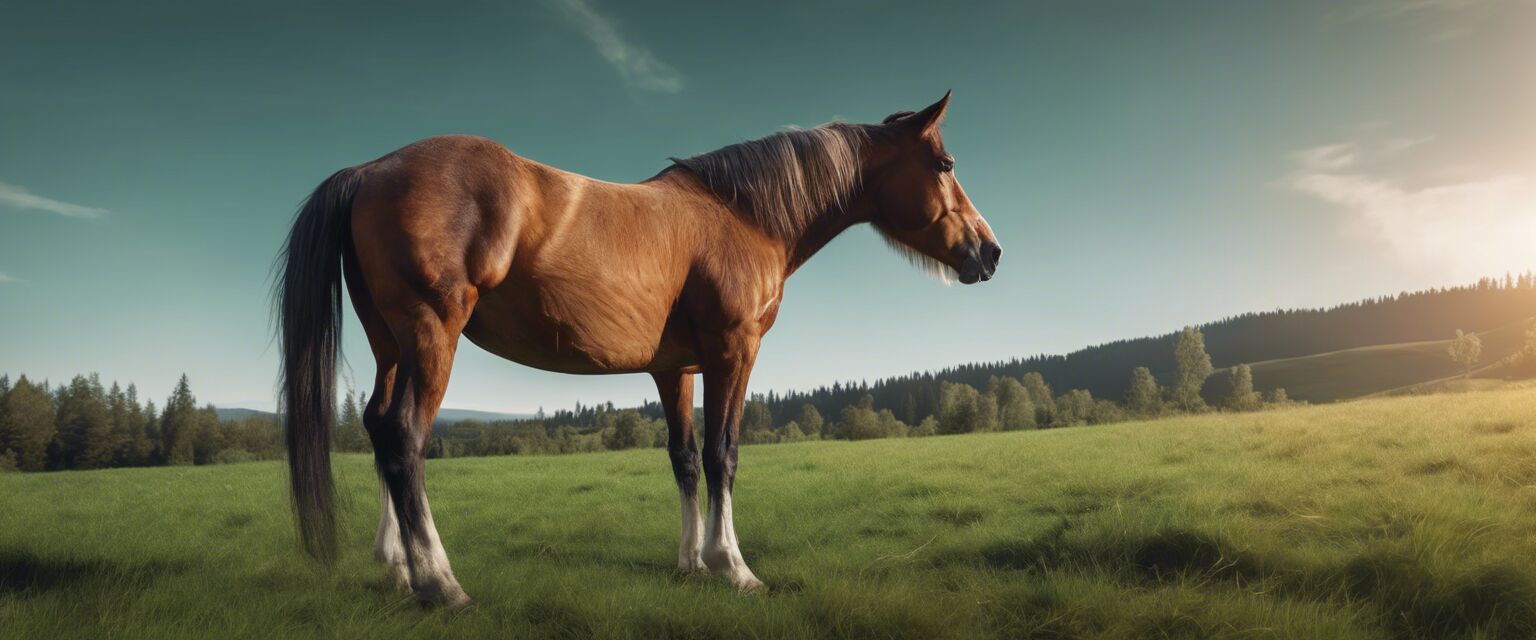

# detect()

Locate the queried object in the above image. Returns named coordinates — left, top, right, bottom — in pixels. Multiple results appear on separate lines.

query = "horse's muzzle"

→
left=958, top=241, right=1002, bottom=285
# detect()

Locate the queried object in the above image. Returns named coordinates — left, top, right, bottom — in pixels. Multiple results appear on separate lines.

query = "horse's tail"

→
left=274, top=166, right=364, bottom=564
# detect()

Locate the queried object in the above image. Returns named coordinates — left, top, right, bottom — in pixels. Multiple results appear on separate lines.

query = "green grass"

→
left=1204, top=320, right=1532, bottom=403
left=8, top=389, right=1536, bottom=639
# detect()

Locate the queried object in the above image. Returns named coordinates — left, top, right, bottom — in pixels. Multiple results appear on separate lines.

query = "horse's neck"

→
left=784, top=200, right=870, bottom=275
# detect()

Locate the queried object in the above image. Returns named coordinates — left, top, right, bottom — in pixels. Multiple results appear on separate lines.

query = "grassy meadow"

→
left=6, top=387, right=1536, bottom=639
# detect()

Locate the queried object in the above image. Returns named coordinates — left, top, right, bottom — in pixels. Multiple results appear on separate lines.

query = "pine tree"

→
left=336, top=390, right=369, bottom=452
left=160, top=374, right=198, bottom=465
left=1, top=376, right=57, bottom=471
left=142, top=400, right=160, bottom=463
left=1125, top=367, right=1162, bottom=417
left=741, top=399, right=774, bottom=437
left=54, top=374, right=115, bottom=470
left=119, top=384, right=154, bottom=465
left=1172, top=326, right=1214, bottom=412
left=106, top=382, right=132, bottom=466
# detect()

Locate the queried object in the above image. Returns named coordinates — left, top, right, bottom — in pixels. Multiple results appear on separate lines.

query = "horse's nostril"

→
left=985, top=242, right=1002, bottom=267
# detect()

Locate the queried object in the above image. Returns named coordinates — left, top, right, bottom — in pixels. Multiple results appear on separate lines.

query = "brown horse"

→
left=275, top=92, right=1000, bottom=608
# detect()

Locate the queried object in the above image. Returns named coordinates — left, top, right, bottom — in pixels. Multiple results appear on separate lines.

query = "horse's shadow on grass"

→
left=0, top=549, right=189, bottom=597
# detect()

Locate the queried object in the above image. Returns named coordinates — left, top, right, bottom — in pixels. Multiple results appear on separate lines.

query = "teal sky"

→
left=2, top=0, right=1533, bottom=412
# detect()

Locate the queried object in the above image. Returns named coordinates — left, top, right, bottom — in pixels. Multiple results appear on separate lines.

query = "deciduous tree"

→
left=1172, top=326, right=1213, bottom=412
left=1020, top=372, right=1056, bottom=426
left=796, top=404, right=824, bottom=439
left=1125, top=367, right=1162, bottom=417
left=1448, top=329, right=1482, bottom=378
left=1224, top=364, right=1261, bottom=412
left=988, top=376, right=1036, bottom=430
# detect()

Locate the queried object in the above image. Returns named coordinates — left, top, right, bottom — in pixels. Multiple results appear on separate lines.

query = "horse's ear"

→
left=886, top=91, right=951, bottom=137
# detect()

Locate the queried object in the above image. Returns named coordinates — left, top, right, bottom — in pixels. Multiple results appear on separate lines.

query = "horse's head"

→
left=868, top=92, right=1001, bottom=285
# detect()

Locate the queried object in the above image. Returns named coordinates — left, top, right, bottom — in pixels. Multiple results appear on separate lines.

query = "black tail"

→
left=274, top=167, right=363, bottom=564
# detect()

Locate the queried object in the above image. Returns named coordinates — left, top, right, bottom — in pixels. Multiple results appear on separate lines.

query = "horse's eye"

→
left=937, top=157, right=955, bottom=173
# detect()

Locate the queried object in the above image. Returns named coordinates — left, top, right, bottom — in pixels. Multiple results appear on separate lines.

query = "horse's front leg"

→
left=699, top=335, right=766, bottom=591
left=653, top=371, right=705, bottom=572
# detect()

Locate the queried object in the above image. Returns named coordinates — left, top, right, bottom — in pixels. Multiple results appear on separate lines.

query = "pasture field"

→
left=6, top=388, right=1536, bottom=639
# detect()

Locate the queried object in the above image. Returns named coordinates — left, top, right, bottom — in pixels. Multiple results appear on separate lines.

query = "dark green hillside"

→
left=1200, top=320, right=1532, bottom=403
left=761, top=275, right=1536, bottom=423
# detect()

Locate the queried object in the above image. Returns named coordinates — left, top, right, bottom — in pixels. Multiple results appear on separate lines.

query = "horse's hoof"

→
left=731, top=573, right=768, bottom=593
left=443, top=594, right=474, bottom=613
left=416, top=584, right=474, bottom=611
left=736, top=578, right=768, bottom=593
left=385, top=565, right=411, bottom=592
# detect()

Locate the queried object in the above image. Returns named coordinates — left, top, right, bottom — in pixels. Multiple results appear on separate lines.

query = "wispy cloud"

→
left=1293, top=143, right=1361, bottom=171
left=1284, top=138, right=1536, bottom=279
left=0, top=182, right=108, bottom=219
left=1328, top=0, right=1496, bottom=41
left=0, top=272, right=21, bottom=284
left=1336, top=0, right=1485, bottom=21
left=549, top=0, right=685, bottom=93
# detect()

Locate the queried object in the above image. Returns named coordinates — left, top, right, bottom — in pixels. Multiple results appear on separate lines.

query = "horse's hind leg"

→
left=343, top=245, right=411, bottom=590
left=373, top=474, right=409, bottom=590
left=369, top=297, right=475, bottom=609
left=653, top=371, right=704, bottom=572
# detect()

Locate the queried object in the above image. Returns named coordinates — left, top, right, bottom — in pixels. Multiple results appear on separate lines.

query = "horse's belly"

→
left=463, top=278, right=694, bottom=375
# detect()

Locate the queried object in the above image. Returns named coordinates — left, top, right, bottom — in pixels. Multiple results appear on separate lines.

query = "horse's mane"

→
left=668, top=123, right=868, bottom=240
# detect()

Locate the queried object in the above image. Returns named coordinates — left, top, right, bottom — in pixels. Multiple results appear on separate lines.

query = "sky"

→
left=2, top=0, right=1533, bottom=413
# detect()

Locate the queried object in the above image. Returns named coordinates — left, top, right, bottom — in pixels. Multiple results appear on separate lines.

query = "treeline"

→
left=425, top=325, right=1296, bottom=457
left=12, top=276, right=1535, bottom=471
left=0, top=374, right=282, bottom=472
left=750, top=274, right=1536, bottom=423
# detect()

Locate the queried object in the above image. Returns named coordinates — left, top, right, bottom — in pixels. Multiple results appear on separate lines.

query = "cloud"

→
left=1329, top=0, right=1496, bottom=41
left=1339, top=0, right=1484, bottom=21
left=0, top=272, right=19, bottom=284
left=1293, top=144, right=1361, bottom=171
left=549, top=0, right=685, bottom=93
left=0, top=182, right=108, bottom=218
left=1284, top=139, right=1536, bottom=279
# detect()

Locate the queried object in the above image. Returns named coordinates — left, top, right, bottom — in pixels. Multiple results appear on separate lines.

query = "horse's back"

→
left=345, top=134, right=711, bottom=374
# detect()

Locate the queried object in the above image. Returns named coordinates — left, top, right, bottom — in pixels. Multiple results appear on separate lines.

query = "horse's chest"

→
left=463, top=273, right=689, bottom=374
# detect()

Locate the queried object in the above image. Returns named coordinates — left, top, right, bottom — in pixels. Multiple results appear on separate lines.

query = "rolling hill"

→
left=1200, top=319, right=1534, bottom=403
left=757, top=277, right=1536, bottom=424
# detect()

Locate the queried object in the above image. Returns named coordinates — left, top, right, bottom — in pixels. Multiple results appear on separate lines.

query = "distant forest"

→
left=4, top=274, right=1534, bottom=471
left=738, top=273, right=1536, bottom=428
